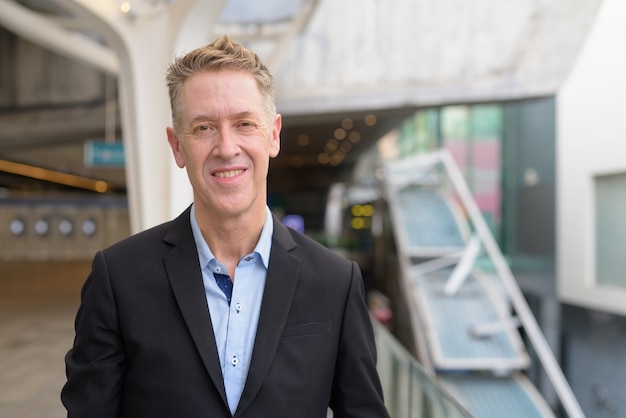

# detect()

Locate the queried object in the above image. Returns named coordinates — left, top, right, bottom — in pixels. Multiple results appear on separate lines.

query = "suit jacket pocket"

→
left=282, top=321, right=332, bottom=338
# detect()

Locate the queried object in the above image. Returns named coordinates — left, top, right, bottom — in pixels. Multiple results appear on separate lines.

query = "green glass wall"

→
left=394, top=97, right=556, bottom=274
left=396, top=104, right=503, bottom=242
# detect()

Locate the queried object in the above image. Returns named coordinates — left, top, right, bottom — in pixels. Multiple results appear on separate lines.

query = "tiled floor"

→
left=0, top=261, right=89, bottom=418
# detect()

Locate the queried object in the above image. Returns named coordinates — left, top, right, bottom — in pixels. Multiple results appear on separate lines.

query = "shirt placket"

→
left=222, top=255, right=255, bottom=411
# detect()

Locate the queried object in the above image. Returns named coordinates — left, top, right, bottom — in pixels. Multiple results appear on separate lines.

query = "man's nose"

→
left=215, top=127, right=239, bottom=158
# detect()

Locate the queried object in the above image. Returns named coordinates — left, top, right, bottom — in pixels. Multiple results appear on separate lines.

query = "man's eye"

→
left=238, top=121, right=255, bottom=130
left=193, top=125, right=214, bottom=136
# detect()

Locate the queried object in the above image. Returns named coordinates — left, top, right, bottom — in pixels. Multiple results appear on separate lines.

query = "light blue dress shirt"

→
left=190, top=204, right=273, bottom=414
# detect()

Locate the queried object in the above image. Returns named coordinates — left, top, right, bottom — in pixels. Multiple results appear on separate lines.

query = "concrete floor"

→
left=0, top=261, right=90, bottom=418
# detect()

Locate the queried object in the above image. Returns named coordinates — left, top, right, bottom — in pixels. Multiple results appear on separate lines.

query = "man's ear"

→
left=166, top=127, right=186, bottom=168
left=269, top=114, right=282, bottom=158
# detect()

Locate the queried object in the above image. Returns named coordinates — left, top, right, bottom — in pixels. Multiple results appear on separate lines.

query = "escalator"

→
left=378, top=149, right=584, bottom=418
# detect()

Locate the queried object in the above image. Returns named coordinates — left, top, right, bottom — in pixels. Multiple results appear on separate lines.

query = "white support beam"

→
left=0, top=0, right=118, bottom=76
left=264, top=0, right=320, bottom=71
left=60, top=0, right=198, bottom=232
left=444, top=235, right=481, bottom=296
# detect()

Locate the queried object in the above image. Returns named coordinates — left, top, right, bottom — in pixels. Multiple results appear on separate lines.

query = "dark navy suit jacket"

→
left=62, top=207, right=389, bottom=418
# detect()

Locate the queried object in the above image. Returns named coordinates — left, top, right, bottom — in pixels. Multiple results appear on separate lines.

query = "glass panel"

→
left=470, top=105, right=503, bottom=238
left=595, top=172, right=626, bottom=288
left=399, top=117, right=418, bottom=157
left=397, top=109, right=439, bottom=158
left=395, top=103, right=504, bottom=242
left=415, top=109, right=440, bottom=153
left=219, top=0, right=307, bottom=23
left=441, top=106, right=469, bottom=177
left=373, top=321, right=472, bottom=417
left=500, top=97, right=556, bottom=271
left=396, top=186, right=465, bottom=249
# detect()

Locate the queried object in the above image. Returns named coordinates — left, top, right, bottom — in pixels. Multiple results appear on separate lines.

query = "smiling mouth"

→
left=213, top=169, right=244, bottom=178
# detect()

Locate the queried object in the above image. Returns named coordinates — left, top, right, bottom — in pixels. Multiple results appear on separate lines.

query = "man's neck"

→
left=195, top=205, right=266, bottom=278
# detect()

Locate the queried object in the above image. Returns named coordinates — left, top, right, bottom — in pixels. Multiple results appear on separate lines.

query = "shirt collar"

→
left=190, top=204, right=273, bottom=269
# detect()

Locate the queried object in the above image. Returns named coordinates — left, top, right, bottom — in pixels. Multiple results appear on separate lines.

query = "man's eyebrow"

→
left=189, top=111, right=259, bottom=123
left=232, top=111, right=260, bottom=119
left=189, top=114, right=214, bottom=124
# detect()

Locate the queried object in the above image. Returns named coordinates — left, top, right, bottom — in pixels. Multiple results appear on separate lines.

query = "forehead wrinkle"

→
left=180, top=72, right=270, bottom=126
left=188, top=110, right=264, bottom=125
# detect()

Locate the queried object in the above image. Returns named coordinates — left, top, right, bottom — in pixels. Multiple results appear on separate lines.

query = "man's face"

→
left=167, top=70, right=281, bottom=221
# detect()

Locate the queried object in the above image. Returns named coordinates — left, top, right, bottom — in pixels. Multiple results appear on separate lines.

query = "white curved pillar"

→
left=64, top=0, right=227, bottom=232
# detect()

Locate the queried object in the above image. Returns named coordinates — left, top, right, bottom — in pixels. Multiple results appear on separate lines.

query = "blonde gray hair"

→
left=165, top=35, right=276, bottom=132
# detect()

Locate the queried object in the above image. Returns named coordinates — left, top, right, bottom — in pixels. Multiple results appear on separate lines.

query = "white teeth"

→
left=214, top=169, right=243, bottom=178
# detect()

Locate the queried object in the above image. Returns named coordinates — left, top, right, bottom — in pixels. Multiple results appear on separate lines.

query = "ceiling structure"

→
left=0, top=0, right=415, bottom=200
left=270, top=108, right=415, bottom=193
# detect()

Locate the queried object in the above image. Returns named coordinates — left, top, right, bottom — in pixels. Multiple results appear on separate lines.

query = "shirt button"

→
left=236, top=303, right=242, bottom=312
left=231, top=356, right=238, bottom=366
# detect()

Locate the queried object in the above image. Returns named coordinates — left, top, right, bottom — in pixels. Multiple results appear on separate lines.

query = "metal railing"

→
left=373, top=319, right=472, bottom=418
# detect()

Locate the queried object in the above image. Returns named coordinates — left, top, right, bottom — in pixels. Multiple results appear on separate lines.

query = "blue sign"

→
left=85, top=140, right=125, bottom=167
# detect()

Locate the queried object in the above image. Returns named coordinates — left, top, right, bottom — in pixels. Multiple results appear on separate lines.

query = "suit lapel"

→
left=162, top=209, right=228, bottom=406
left=236, top=219, right=301, bottom=416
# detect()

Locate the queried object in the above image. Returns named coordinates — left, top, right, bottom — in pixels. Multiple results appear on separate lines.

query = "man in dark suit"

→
left=62, top=35, right=389, bottom=418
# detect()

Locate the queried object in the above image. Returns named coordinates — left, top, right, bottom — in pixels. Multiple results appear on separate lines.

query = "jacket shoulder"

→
left=101, top=208, right=191, bottom=260
left=277, top=221, right=354, bottom=272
